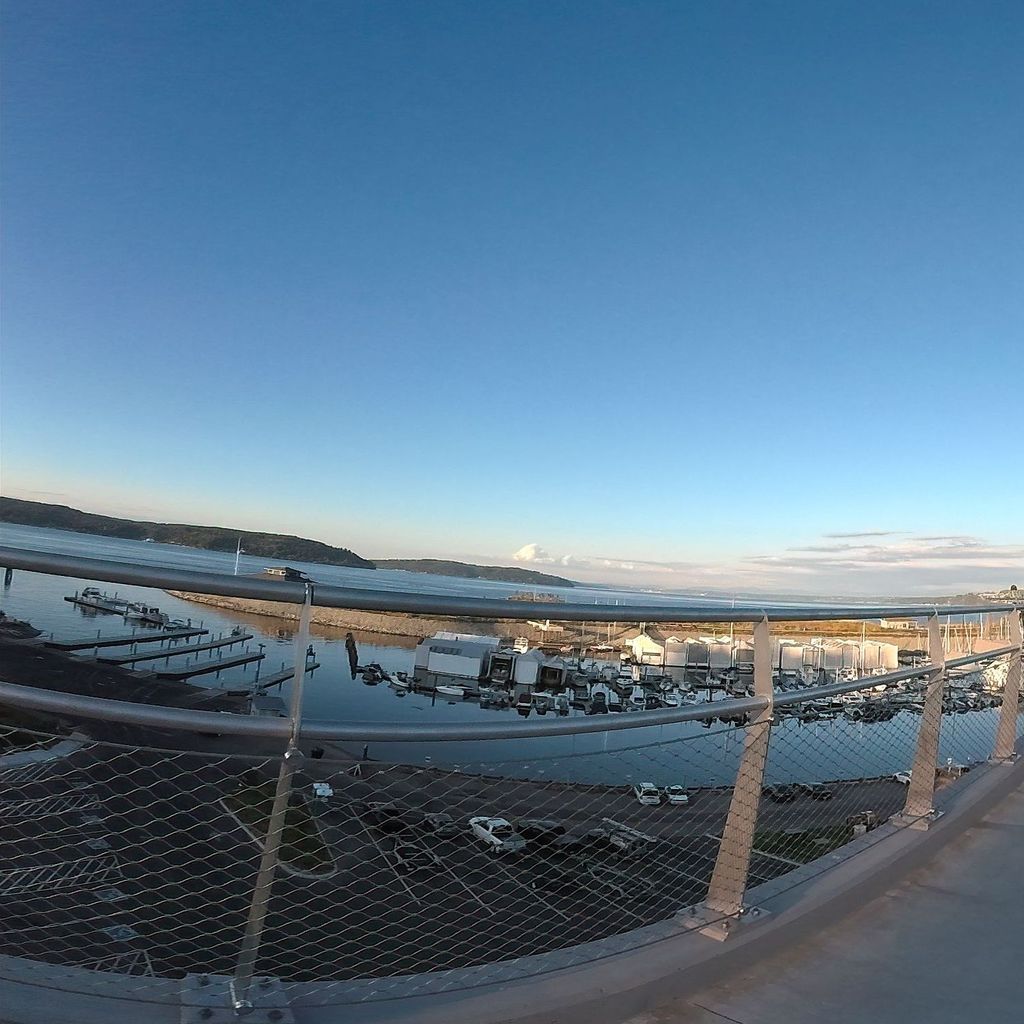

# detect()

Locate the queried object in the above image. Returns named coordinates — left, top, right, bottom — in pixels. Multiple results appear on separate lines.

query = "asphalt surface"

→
left=0, top=733, right=910, bottom=983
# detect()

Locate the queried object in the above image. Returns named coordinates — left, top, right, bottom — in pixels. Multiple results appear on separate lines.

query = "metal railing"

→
left=0, top=549, right=1020, bottom=1018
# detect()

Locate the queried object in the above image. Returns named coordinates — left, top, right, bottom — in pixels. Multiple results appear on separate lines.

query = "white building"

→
left=414, top=632, right=501, bottom=680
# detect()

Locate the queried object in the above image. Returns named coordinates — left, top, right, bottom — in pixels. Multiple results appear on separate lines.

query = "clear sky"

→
left=1, top=1, right=1021, bottom=595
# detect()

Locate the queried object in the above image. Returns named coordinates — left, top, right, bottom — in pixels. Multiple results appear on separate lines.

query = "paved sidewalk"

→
left=627, top=782, right=1024, bottom=1024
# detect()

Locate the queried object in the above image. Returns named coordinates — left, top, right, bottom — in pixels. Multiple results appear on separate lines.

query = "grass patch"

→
left=754, top=825, right=855, bottom=863
left=224, top=781, right=333, bottom=875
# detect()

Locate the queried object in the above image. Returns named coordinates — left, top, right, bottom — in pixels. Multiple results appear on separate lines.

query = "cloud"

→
left=513, top=543, right=555, bottom=564
left=508, top=533, right=1024, bottom=597
left=559, top=554, right=588, bottom=568
left=822, top=530, right=902, bottom=539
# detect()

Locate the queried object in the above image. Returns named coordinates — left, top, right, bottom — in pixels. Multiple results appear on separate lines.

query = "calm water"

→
left=0, top=524, right=1005, bottom=784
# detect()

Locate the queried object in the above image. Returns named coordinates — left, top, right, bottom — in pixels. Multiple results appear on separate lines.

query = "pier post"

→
left=231, top=584, right=314, bottom=1012
left=991, top=611, right=1023, bottom=762
left=899, top=614, right=945, bottom=826
left=697, top=615, right=774, bottom=938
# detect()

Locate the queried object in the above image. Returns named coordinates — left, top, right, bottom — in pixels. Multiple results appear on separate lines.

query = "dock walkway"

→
left=255, top=662, right=320, bottom=690
left=46, top=627, right=208, bottom=651
left=149, top=650, right=264, bottom=681
left=98, top=633, right=253, bottom=665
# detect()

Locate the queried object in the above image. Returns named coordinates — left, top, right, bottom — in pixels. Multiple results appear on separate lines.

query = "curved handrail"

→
left=1, top=546, right=1021, bottom=623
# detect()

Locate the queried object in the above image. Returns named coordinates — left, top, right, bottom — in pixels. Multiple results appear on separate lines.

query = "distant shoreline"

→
left=0, top=497, right=577, bottom=588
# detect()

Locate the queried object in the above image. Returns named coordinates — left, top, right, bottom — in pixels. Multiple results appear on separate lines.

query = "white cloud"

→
left=509, top=534, right=1024, bottom=597
left=513, top=543, right=555, bottom=564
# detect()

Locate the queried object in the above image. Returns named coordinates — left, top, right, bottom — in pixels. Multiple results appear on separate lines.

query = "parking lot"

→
left=0, top=736, right=913, bottom=983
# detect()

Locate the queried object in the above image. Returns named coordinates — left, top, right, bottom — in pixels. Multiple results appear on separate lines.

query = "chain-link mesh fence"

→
left=0, top=583, right=1019, bottom=1010
left=2, top=655, right=1016, bottom=1005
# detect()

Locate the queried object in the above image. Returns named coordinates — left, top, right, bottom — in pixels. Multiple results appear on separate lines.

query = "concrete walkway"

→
left=629, top=782, right=1024, bottom=1024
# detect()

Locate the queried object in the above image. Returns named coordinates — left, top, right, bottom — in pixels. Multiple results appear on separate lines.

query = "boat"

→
left=388, top=676, right=410, bottom=690
left=65, top=588, right=129, bottom=613
left=123, top=603, right=168, bottom=626
left=513, top=636, right=530, bottom=654
left=436, top=684, right=467, bottom=698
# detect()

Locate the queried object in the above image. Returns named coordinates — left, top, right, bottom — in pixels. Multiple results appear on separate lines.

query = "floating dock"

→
left=98, top=633, right=254, bottom=666
left=46, top=627, right=209, bottom=652
left=255, top=663, right=320, bottom=690
left=63, top=594, right=127, bottom=614
left=150, top=650, right=265, bottom=681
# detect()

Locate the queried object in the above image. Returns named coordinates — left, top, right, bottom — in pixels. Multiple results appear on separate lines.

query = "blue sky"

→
left=2, top=1, right=1022, bottom=594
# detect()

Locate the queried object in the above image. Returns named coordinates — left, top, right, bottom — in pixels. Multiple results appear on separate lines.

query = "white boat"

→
left=436, top=684, right=466, bottom=698
left=389, top=677, right=410, bottom=690
left=124, top=603, right=169, bottom=626
left=513, top=636, right=530, bottom=654
left=628, top=686, right=647, bottom=710
left=67, top=588, right=129, bottom=613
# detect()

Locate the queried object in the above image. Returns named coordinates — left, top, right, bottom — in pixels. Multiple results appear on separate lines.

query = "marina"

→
left=147, top=649, right=266, bottom=681
left=97, top=629, right=253, bottom=665
left=44, top=626, right=209, bottom=650
left=0, top=527, right=1016, bottom=786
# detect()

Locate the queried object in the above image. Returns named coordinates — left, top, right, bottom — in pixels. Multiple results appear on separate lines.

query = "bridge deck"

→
left=657, top=782, right=1024, bottom=1023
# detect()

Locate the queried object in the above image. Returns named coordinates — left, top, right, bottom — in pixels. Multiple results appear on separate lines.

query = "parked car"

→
left=893, top=771, right=913, bottom=785
left=419, top=811, right=460, bottom=837
left=762, top=784, right=799, bottom=802
left=605, top=827, right=656, bottom=857
left=594, top=819, right=657, bottom=857
left=387, top=842, right=441, bottom=874
left=796, top=782, right=834, bottom=800
left=847, top=810, right=880, bottom=830
left=662, top=785, right=690, bottom=806
left=633, top=782, right=662, bottom=806
left=550, top=832, right=604, bottom=854
left=468, top=816, right=527, bottom=854
left=516, top=818, right=567, bottom=842
left=358, top=801, right=422, bottom=833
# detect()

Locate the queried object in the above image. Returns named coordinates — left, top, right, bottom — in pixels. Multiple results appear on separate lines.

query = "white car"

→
left=468, top=816, right=526, bottom=854
left=633, top=782, right=662, bottom=806
left=893, top=770, right=913, bottom=785
left=663, top=785, right=690, bottom=806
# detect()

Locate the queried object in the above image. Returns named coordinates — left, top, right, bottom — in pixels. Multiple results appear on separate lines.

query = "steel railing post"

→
left=230, top=584, right=313, bottom=1012
left=900, top=613, right=945, bottom=826
left=699, top=615, right=774, bottom=938
left=991, top=611, right=1024, bottom=761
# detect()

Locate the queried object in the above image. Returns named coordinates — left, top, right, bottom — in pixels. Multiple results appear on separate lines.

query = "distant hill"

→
left=0, top=497, right=375, bottom=569
left=375, top=558, right=577, bottom=588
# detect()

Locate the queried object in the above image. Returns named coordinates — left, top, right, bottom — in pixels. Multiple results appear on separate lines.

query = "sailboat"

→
left=233, top=538, right=243, bottom=575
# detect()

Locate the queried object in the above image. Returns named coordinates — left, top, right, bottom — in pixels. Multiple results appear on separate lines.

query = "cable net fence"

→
left=0, top=717, right=750, bottom=999
left=0, top=655, right=1018, bottom=1003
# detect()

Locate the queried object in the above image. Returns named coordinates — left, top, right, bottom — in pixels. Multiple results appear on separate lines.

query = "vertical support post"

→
left=901, top=614, right=945, bottom=825
left=231, top=584, right=313, bottom=1011
left=991, top=611, right=1023, bottom=762
left=700, top=615, right=774, bottom=938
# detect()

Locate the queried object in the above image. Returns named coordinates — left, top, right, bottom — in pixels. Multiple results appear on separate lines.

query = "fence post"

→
left=229, top=584, right=313, bottom=1012
left=991, top=611, right=1023, bottom=762
left=698, top=615, right=774, bottom=939
left=899, top=613, right=945, bottom=827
